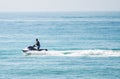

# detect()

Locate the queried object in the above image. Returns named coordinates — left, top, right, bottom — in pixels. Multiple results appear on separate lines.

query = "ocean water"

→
left=0, top=12, right=120, bottom=79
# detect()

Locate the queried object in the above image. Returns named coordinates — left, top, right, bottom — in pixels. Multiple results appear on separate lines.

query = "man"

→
left=33, top=38, right=40, bottom=50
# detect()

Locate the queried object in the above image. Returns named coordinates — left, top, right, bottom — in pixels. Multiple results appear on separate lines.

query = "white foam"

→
left=24, top=50, right=120, bottom=57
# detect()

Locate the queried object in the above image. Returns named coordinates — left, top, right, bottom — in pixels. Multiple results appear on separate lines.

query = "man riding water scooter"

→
left=22, top=38, right=47, bottom=53
left=33, top=38, right=40, bottom=50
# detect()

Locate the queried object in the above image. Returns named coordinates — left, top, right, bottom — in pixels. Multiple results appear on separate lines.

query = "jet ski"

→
left=22, top=46, right=48, bottom=55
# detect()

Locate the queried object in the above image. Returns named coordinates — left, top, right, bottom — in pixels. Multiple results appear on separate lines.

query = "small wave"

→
left=25, top=50, right=120, bottom=57
left=0, top=19, right=120, bottom=22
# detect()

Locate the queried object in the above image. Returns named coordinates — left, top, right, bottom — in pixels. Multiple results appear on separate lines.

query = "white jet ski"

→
left=22, top=46, right=48, bottom=55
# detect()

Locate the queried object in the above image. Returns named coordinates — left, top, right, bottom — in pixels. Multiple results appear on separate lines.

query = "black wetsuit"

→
left=36, top=41, right=40, bottom=50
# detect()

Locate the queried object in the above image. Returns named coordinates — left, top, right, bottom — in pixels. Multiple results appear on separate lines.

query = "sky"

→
left=0, top=0, right=120, bottom=12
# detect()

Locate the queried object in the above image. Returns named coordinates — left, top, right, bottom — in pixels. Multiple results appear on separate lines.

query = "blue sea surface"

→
left=0, top=12, right=120, bottom=79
